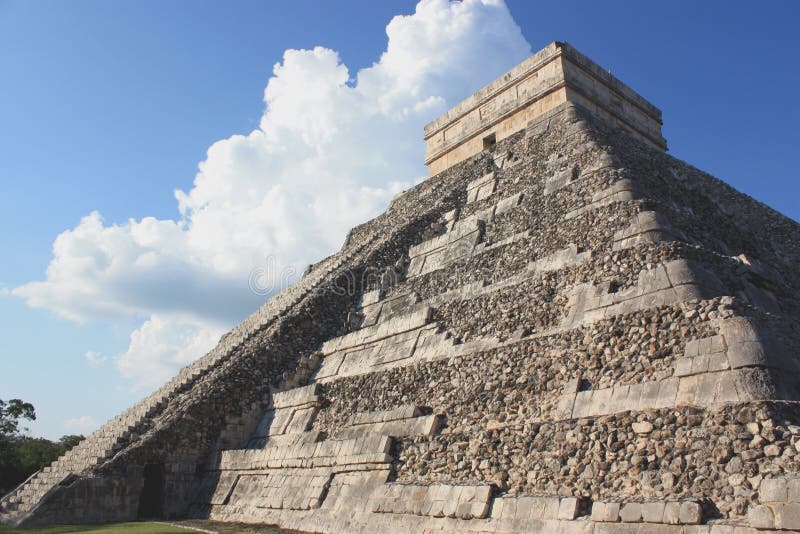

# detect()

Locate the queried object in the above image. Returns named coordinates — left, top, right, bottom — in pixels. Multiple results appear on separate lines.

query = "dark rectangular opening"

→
left=137, top=463, right=165, bottom=519
left=482, top=132, right=496, bottom=150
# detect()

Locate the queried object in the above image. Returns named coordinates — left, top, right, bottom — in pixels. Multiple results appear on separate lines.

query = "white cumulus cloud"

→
left=116, top=314, right=226, bottom=387
left=14, top=0, right=531, bottom=389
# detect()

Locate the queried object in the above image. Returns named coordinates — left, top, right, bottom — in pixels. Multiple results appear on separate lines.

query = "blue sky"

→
left=0, top=0, right=797, bottom=439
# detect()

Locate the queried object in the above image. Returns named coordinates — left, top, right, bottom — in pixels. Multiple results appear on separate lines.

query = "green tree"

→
left=0, top=398, right=36, bottom=493
left=0, top=399, right=35, bottom=438
left=58, top=434, right=85, bottom=450
left=0, top=400, right=86, bottom=494
left=15, top=438, right=62, bottom=473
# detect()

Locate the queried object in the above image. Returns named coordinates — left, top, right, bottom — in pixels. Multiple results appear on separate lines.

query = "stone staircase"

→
left=0, top=428, right=132, bottom=521
left=0, top=237, right=372, bottom=526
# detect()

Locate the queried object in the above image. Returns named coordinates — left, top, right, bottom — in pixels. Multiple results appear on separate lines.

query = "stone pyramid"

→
left=3, top=41, right=800, bottom=533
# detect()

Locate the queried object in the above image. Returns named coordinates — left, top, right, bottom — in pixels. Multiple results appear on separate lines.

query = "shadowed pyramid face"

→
left=4, top=45, right=800, bottom=533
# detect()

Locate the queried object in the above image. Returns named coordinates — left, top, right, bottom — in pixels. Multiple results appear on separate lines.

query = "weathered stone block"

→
left=591, top=501, right=620, bottom=522
left=554, top=394, right=576, bottom=420
left=542, top=497, right=561, bottom=519
left=528, top=496, right=548, bottom=520
left=748, top=504, right=774, bottom=529
left=775, top=503, right=800, bottom=530
left=663, top=502, right=682, bottom=525
left=641, top=501, right=665, bottom=523
left=679, top=501, right=702, bottom=524
left=675, top=358, right=694, bottom=377
left=727, top=341, right=768, bottom=369
left=466, top=173, right=496, bottom=204
left=761, top=477, right=788, bottom=503
left=558, top=497, right=579, bottom=520
left=788, top=478, right=800, bottom=502
left=620, top=502, right=642, bottom=523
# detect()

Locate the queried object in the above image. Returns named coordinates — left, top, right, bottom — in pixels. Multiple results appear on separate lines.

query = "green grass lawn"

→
left=0, top=522, right=194, bottom=534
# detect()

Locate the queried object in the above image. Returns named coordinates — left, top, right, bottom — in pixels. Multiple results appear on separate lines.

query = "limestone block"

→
left=489, top=495, right=508, bottom=519
left=675, top=358, right=694, bottom=377
left=684, top=339, right=700, bottom=358
left=775, top=503, right=800, bottom=530
left=517, top=497, right=548, bottom=520
left=360, top=288, right=382, bottom=307
left=619, top=502, right=642, bottom=522
left=314, top=354, right=344, bottom=382
left=657, top=502, right=679, bottom=525
left=544, top=168, right=573, bottom=195
left=788, top=478, right=800, bottom=502
left=676, top=375, right=701, bottom=406
left=591, top=501, right=620, bottom=522
left=340, top=414, right=441, bottom=440
left=443, top=208, right=459, bottom=230
left=466, top=173, right=496, bottom=204
left=529, top=244, right=591, bottom=275
left=708, top=353, right=730, bottom=373
left=747, top=505, right=774, bottom=529
left=565, top=377, right=583, bottom=396
left=695, top=373, right=722, bottom=405
left=558, top=497, right=580, bottom=520
left=322, top=307, right=432, bottom=356
left=641, top=501, right=665, bottom=523
left=406, top=256, right=425, bottom=278
left=494, top=192, right=524, bottom=215
left=656, top=378, right=680, bottom=408
left=572, top=390, right=593, bottom=418
left=626, top=383, right=644, bottom=409
left=692, top=354, right=711, bottom=375
left=590, top=386, right=613, bottom=415
left=761, top=478, right=788, bottom=503
left=612, top=211, right=678, bottom=251
left=515, top=496, right=542, bottom=521
left=609, top=385, right=632, bottom=414
left=541, top=497, right=561, bottom=519
left=639, top=381, right=661, bottom=410
left=408, top=220, right=479, bottom=259
left=349, top=405, right=422, bottom=426
left=727, top=340, right=769, bottom=370
left=284, top=407, right=318, bottom=434
left=553, top=394, right=575, bottom=420
left=377, top=292, right=421, bottom=323
left=715, top=371, right=740, bottom=403
left=679, top=501, right=702, bottom=524
left=719, top=316, right=761, bottom=343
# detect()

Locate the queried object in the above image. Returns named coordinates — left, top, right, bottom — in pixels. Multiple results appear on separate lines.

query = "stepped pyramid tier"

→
left=3, top=41, right=799, bottom=532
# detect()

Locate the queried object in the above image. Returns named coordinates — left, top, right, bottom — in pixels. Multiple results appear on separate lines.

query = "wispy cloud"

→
left=83, top=350, right=108, bottom=367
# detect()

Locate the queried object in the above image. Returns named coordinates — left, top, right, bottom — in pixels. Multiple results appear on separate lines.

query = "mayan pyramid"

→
left=3, top=41, right=800, bottom=533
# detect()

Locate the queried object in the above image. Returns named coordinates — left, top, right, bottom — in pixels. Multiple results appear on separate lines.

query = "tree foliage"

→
left=0, top=399, right=85, bottom=494
left=0, top=398, right=36, bottom=438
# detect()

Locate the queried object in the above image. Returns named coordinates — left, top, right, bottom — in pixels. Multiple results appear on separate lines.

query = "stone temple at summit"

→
left=3, top=41, right=800, bottom=532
